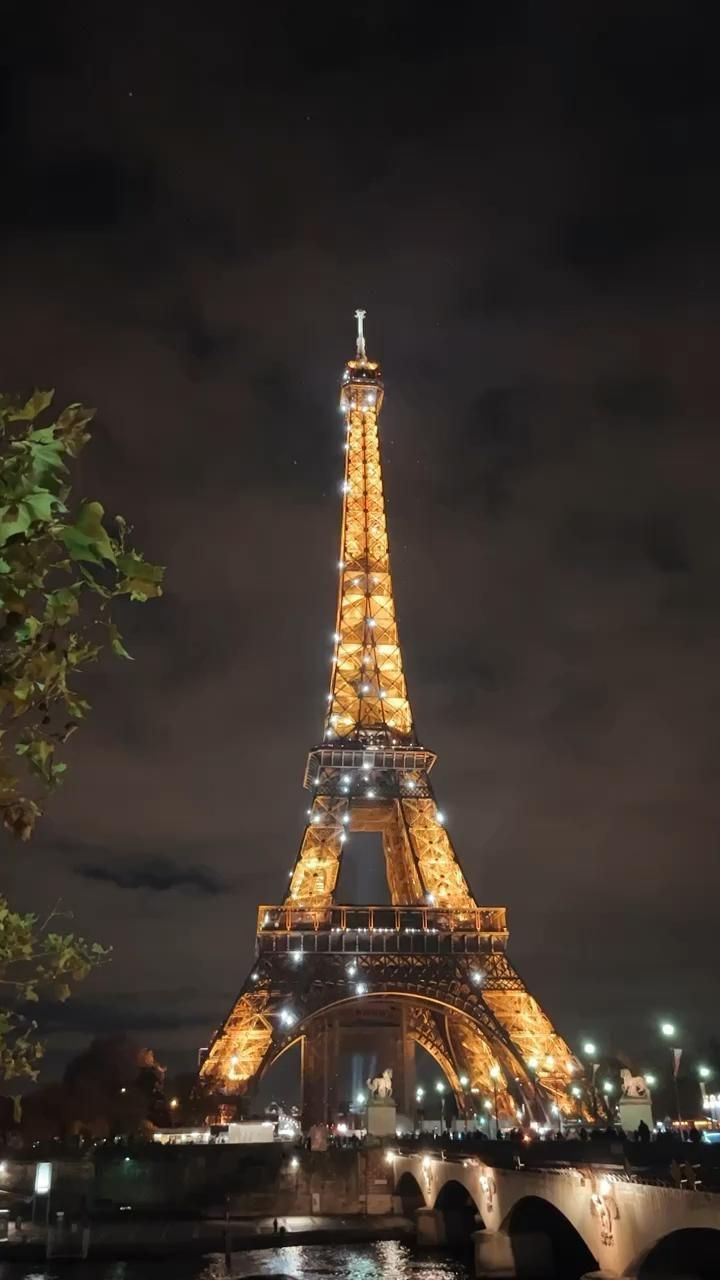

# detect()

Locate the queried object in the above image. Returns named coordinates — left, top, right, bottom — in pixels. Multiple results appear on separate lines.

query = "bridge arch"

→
left=434, top=1177, right=483, bottom=1247
left=395, top=1170, right=426, bottom=1216
left=503, top=1195, right=597, bottom=1280
left=635, top=1226, right=720, bottom=1279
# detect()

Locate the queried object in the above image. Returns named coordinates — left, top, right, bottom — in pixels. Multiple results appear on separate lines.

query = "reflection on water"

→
left=0, top=1242, right=472, bottom=1280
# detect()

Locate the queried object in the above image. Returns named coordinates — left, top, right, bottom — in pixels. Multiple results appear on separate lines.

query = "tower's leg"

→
left=302, top=1017, right=341, bottom=1129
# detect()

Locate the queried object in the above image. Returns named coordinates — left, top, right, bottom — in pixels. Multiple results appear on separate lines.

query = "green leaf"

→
left=108, top=622, right=133, bottom=660
left=0, top=503, right=31, bottom=546
left=116, top=551, right=164, bottom=601
left=44, top=585, right=81, bottom=625
left=25, top=738, right=55, bottom=783
left=7, top=390, right=54, bottom=423
left=61, top=500, right=117, bottom=565
left=13, top=616, right=41, bottom=643
left=54, top=403, right=95, bottom=456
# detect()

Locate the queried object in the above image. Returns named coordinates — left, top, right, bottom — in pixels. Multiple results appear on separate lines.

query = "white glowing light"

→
left=435, top=1081, right=445, bottom=1094
left=342, top=775, right=351, bottom=784
left=459, top=1074, right=469, bottom=1087
left=291, top=952, right=302, bottom=965
left=280, top=1009, right=297, bottom=1027
left=290, top=1156, right=300, bottom=1170
left=342, top=814, right=350, bottom=824
left=436, top=811, right=445, bottom=825
left=366, top=790, right=375, bottom=799
left=356, top=1092, right=366, bottom=1106
left=489, top=1065, right=501, bottom=1081
left=416, top=1087, right=425, bottom=1100
left=355, top=982, right=367, bottom=995
left=470, top=970, right=484, bottom=986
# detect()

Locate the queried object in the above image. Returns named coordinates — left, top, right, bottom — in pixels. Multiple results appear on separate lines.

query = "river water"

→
left=0, top=1242, right=472, bottom=1280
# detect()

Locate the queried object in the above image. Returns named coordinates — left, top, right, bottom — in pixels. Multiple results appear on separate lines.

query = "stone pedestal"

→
left=473, top=1230, right=515, bottom=1277
left=417, top=1207, right=446, bottom=1246
left=366, top=1098, right=397, bottom=1137
left=618, top=1095, right=653, bottom=1134
left=473, top=1229, right=554, bottom=1278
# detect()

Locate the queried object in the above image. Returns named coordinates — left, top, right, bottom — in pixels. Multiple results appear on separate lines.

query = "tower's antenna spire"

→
left=354, top=307, right=367, bottom=360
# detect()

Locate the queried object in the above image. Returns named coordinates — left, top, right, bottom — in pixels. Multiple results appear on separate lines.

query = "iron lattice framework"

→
left=200, top=312, right=581, bottom=1123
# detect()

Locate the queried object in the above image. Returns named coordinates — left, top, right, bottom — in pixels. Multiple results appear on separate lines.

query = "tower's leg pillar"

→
left=399, top=1005, right=415, bottom=1119
left=302, top=1018, right=340, bottom=1129
left=302, top=1022, right=326, bottom=1129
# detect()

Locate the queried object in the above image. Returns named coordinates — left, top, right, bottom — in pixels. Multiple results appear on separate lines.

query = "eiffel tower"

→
left=200, top=312, right=580, bottom=1127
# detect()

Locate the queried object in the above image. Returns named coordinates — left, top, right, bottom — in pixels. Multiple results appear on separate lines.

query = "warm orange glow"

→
left=199, top=317, right=582, bottom=1124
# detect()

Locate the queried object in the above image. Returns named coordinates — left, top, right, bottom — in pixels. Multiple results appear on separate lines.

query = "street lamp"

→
left=644, top=1073, right=657, bottom=1088
left=582, top=1042, right=597, bottom=1058
left=699, top=1066, right=712, bottom=1080
left=356, top=1092, right=366, bottom=1107
left=659, top=1022, right=682, bottom=1131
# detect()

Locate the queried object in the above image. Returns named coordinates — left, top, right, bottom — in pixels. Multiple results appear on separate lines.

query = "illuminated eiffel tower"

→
left=200, top=312, right=580, bottom=1126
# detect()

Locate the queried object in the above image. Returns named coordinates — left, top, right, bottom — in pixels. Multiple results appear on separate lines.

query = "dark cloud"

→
left=75, top=858, right=229, bottom=896
left=0, top=1, right=719, bottom=1085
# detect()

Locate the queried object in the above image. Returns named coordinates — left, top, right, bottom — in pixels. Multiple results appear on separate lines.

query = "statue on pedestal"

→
left=367, top=1067, right=393, bottom=1100
left=620, top=1069, right=651, bottom=1101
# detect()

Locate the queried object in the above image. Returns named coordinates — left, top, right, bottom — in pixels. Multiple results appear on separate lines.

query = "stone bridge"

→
left=392, top=1146, right=720, bottom=1278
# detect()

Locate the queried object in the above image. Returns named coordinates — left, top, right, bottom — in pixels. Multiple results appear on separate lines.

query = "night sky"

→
left=1, top=3, right=719, bottom=1084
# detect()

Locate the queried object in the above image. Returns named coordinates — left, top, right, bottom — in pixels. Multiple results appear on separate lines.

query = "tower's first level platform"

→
left=257, top=903, right=508, bottom=956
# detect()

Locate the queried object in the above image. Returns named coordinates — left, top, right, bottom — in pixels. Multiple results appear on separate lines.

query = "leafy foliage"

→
left=0, top=390, right=164, bottom=838
left=0, top=900, right=109, bottom=1080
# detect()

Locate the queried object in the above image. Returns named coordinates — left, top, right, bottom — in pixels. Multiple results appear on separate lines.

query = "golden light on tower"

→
left=199, top=312, right=583, bottom=1126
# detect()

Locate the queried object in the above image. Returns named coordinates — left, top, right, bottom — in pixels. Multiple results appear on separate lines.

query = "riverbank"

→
left=0, top=1214, right=414, bottom=1261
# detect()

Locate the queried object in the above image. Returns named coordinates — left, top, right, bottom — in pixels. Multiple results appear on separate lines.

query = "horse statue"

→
left=619, top=1068, right=650, bottom=1099
left=366, top=1067, right=393, bottom=1100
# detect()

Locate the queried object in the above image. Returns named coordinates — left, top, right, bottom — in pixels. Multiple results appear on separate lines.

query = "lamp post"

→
left=415, top=1086, right=425, bottom=1133
left=698, top=1065, right=712, bottom=1123
left=435, top=1081, right=447, bottom=1132
left=660, top=1022, right=682, bottom=1134
left=582, top=1041, right=600, bottom=1122
left=489, top=1065, right=501, bottom=1138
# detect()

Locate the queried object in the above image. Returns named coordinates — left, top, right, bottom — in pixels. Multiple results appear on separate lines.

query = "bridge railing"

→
left=256, top=904, right=508, bottom=954
left=392, top=1135, right=720, bottom=1190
